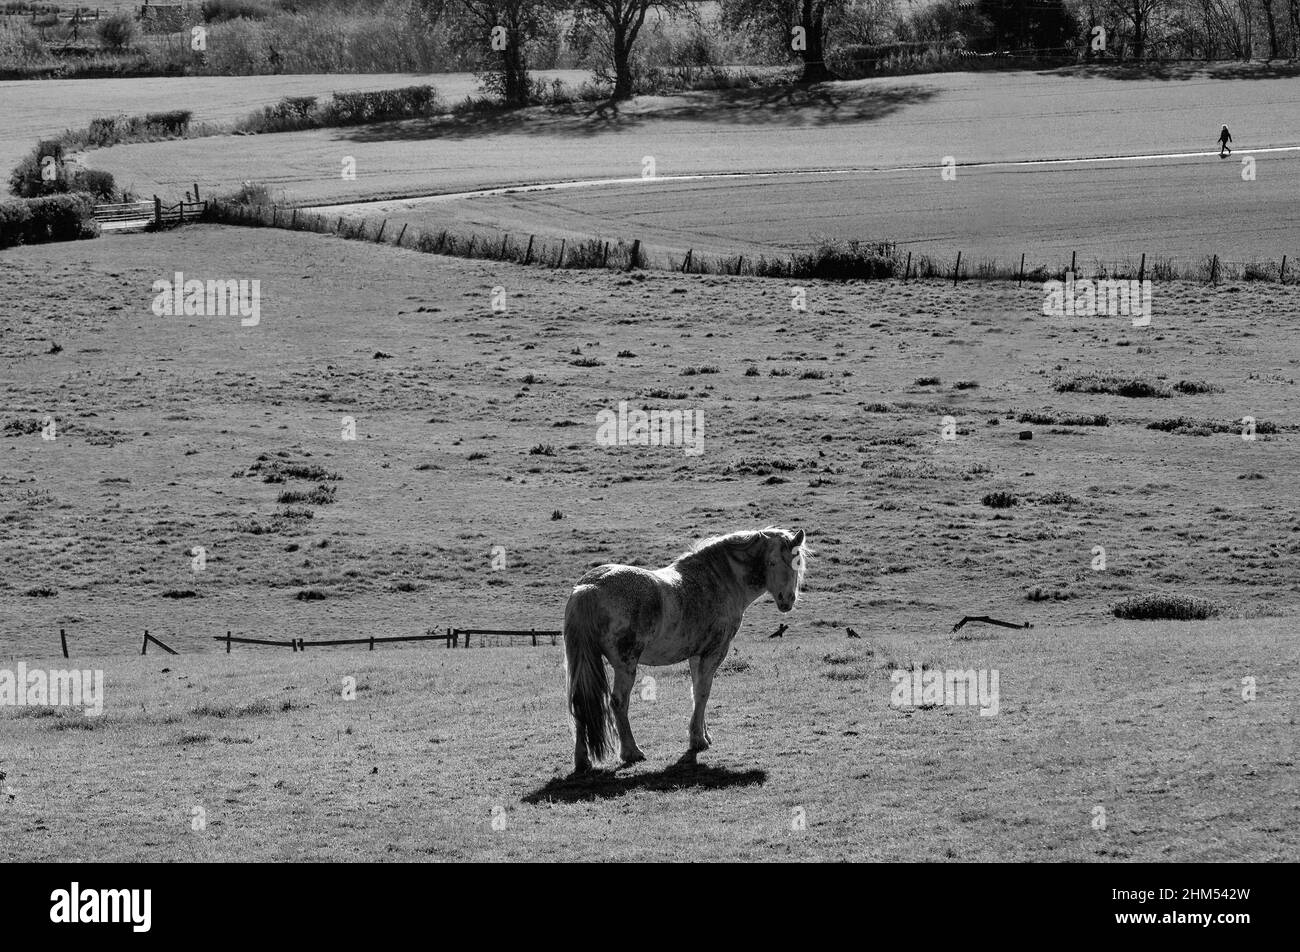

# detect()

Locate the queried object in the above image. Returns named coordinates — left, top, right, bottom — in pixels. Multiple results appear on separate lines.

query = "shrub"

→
left=144, top=110, right=193, bottom=136
left=1112, top=593, right=1222, bottom=621
left=0, top=19, right=48, bottom=72
left=1172, top=379, right=1222, bottom=395
left=322, top=85, right=441, bottom=124
left=8, top=139, right=67, bottom=197
left=219, top=181, right=272, bottom=205
left=0, top=192, right=97, bottom=248
left=786, top=240, right=900, bottom=280
left=97, top=11, right=138, bottom=50
left=75, top=168, right=116, bottom=201
left=0, top=199, right=32, bottom=248
left=202, top=0, right=276, bottom=22
left=981, top=491, right=1018, bottom=509
left=1053, top=374, right=1171, bottom=398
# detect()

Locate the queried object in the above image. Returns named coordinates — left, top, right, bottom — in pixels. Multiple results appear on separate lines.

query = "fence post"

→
left=531, top=629, right=537, bottom=647
left=369, top=635, right=374, bottom=651
left=601, top=241, right=609, bottom=267
left=395, top=223, right=407, bottom=247
left=1211, top=253, right=1219, bottom=285
left=735, top=255, right=744, bottom=275
left=953, top=251, right=961, bottom=285
left=557, top=239, right=566, bottom=267
left=682, top=248, right=692, bottom=273
left=1070, top=250, right=1076, bottom=276
left=1018, top=252, right=1025, bottom=287
left=627, top=239, right=641, bottom=271
left=194, top=183, right=200, bottom=202
left=226, top=630, right=232, bottom=653
left=291, top=208, right=298, bottom=228
left=153, top=195, right=161, bottom=227
left=1138, top=253, right=1146, bottom=283
left=142, top=630, right=149, bottom=655
left=375, top=219, right=386, bottom=242
left=1280, top=255, right=1287, bottom=283
left=499, top=234, right=508, bottom=257
left=60, top=628, right=68, bottom=658
left=523, top=235, right=534, bottom=265
left=904, top=251, right=911, bottom=282
left=335, top=216, right=343, bottom=233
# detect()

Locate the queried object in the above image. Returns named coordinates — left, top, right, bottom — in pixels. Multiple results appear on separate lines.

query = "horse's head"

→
left=761, top=528, right=807, bottom=613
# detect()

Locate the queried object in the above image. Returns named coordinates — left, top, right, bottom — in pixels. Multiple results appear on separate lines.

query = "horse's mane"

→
left=674, top=527, right=808, bottom=588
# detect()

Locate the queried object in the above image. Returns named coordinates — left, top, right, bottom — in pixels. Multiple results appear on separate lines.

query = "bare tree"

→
left=720, top=0, right=853, bottom=82
left=573, top=0, right=692, bottom=100
left=1260, top=0, right=1280, bottom=59
left=451, top=0, right=563, bottom=106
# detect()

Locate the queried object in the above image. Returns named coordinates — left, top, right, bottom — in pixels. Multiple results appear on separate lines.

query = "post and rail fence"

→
left=46, top=626, right=566, bottom=657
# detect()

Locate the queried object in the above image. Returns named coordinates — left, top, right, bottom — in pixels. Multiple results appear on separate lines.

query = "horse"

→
left=562, top=527, right=807, bottom=773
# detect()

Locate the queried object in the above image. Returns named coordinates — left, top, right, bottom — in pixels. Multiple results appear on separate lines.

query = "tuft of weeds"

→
left=1053, top=374, right=1171, bottom=398
left=981, top=491, right=1018, bottom=509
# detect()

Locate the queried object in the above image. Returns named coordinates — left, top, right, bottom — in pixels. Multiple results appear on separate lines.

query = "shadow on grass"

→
left=1040, top=61, right=1300, bottom=81
left=339, top=83, right=939, bottom=144
left=523, top=760, right=767, bottom=803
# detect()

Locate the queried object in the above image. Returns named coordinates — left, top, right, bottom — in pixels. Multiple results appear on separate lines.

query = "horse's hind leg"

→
left=610, top=662, right=646, bottom=764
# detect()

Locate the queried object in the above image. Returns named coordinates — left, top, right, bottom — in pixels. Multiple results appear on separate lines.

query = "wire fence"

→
left=203, top=200, right=1300, bottom=287
left=44, top=626, right=561, bottom=658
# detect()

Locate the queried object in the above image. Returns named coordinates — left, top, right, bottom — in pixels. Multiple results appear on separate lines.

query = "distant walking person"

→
left=1218, top=125, right=1232, bottom=157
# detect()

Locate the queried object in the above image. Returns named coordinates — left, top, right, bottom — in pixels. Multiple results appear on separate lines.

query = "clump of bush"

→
left=202, top=0, right=277, bottom=22
left=784, top=240, right=901, bottom=280
left=1172, top=379, right=1222, bottom=395
left=236, top=86, right=442, bottom=134
left=1018, top=411, right=1109, bottom=426
left=83, top=111, right=192, bottom=147
left=981, top=491, right=1018, bottom=509
left=97, top=11, right=137, bottom=51
left=217, top=181, right=272, bottom=206
left=1053, top=374, right=1171, bottom=398
left=0, top=193, right=99, bottom=248
left=1112, top=593, right=1222, bottom=621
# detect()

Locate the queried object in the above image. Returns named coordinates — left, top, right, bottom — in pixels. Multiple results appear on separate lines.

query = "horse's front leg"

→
left=685, top=649, right=725, bottom=758
left=611, top=661, right=646, bottom=764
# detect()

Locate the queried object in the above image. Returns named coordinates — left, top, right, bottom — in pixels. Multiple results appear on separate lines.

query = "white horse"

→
left=563, top=527, right=807, bottom=772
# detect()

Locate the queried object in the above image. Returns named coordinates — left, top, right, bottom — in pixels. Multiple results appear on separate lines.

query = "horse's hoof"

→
left=620, top=750, right=646, bottom=765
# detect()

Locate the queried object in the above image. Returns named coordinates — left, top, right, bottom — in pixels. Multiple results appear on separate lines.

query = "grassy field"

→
left=55, top=67, right=1300, bottom=268
left=2, top=223, right=1298, bottom=642
left=0, top=69, right=590, bottom=176
left=1, top=218, right=1298, bottom=861
left=315, top=152, right=1300, bottom=268
left=1, top=617, right=1295, bottom=862
left=71, top=67, right=1300, bottom=204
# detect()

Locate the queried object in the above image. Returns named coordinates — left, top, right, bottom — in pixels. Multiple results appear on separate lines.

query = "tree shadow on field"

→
left=1041, top=61, right=1300, bottom=81
left=523, top=761, right=767, bottom=804
left=338, top=83, right=939, bottom=145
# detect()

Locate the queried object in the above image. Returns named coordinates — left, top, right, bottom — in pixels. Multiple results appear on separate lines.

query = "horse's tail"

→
left=564, top=587, right=614, bottom=765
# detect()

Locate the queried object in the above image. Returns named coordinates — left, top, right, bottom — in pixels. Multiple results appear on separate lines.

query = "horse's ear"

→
left=791, top=529, right=805, bottom=549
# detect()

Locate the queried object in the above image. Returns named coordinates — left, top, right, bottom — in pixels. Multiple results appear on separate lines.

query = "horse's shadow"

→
left=523, top=760, right=766, bottom=804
